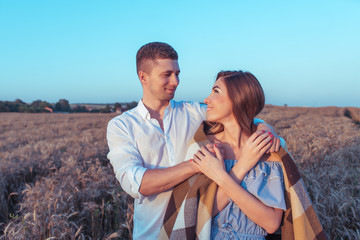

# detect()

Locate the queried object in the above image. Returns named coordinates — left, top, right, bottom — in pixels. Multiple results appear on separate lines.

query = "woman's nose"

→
left=204, top=96, right=210, bottom=104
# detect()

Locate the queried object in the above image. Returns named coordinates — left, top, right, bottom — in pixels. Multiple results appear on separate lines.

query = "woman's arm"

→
left=211, top=130, right=274, bottom=216
left=215, top=170, right=283, bottom=233
left=192, top=132, right=283, bottom=233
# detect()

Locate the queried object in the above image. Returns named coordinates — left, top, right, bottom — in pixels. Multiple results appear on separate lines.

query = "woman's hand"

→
left=191, top=145, right=225, bottom=184
left=236, top=130, right=273, bottom=174
left=256, top=123, right=281, bottom=153
left=205, top=143, right=225, bottom=158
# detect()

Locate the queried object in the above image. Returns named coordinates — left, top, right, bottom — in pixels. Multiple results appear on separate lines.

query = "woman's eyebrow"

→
left=212, top=86, right=221, bottom=90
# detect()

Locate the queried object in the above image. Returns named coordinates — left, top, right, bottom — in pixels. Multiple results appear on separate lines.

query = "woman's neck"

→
left=210, top=119, right=251, bottom=160
left=221, top=120, right=248, bottom=148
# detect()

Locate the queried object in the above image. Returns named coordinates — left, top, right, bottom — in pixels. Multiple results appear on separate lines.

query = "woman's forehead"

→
left=214, top=78, right=226, bottom=88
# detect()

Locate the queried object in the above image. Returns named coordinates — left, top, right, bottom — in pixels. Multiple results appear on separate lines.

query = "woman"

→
left=191, top=70, right=286, bottom=239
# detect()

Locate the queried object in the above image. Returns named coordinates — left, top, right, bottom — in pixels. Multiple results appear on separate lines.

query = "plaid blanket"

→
left=275, top=147, right=327, bottom=240
left=159, top=123, right=216, bottom=239
left=160, top=124, right=327, bottom=240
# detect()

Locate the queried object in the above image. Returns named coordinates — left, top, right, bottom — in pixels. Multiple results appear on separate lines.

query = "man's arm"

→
left=139, top=161, right=197, bottom=196
left=107, top=119, right=198, bottom=199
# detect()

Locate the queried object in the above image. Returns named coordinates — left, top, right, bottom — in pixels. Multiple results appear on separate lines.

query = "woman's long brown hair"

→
left=204, top=70, right=265, bottom=136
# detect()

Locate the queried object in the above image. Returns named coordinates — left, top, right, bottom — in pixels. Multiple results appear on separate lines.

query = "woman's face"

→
left=204, top=78, right=234, bottom=123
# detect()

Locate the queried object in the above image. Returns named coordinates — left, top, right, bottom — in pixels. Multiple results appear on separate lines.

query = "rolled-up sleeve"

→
left=279, top=136, right=288, bottom=151
left=253, top=118, right=264, bottom=125
left=107, top=119, right=146, bottom=201
left=254, top=119, right=288, bottom=150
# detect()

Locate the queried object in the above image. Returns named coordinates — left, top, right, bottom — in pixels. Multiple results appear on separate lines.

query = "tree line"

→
left=0, top=99, right=138, bottom=113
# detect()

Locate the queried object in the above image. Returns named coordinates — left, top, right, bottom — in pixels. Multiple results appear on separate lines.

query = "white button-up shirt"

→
left=107, top=100, right=207, bottom=239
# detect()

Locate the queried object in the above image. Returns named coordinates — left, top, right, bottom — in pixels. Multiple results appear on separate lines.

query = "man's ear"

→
left=138, top=71, right=148, bottom=86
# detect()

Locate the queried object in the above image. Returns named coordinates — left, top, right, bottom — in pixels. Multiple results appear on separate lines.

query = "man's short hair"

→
left=136, top=42, right=178, bottom=74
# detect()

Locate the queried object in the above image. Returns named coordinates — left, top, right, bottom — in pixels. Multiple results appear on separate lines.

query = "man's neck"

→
left=142, top=97, right=170, bottom=122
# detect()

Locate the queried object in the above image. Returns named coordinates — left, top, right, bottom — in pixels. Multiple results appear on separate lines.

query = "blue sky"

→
left=1, top=0, right=359, bottom=107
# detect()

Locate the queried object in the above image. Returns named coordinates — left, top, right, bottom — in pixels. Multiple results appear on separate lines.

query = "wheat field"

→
left=0, top=106, right=359, bottom=239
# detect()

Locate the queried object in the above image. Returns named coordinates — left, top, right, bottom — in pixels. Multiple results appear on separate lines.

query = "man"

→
left=107, top=42, right=281, bottom=239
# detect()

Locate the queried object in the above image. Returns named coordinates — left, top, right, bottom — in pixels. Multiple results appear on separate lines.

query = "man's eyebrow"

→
left=162, top=70, right=180, bottom=74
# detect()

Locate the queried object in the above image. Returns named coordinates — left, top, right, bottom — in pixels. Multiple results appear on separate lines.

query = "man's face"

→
left=144, top=59, right=180, bottom=101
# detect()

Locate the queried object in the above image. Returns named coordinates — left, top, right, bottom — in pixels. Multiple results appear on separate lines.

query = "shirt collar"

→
left=137, top=99, right=174, bottom=120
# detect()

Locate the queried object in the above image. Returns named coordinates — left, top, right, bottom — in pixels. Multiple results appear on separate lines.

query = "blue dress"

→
left=211, top=160, right=286, bottom=240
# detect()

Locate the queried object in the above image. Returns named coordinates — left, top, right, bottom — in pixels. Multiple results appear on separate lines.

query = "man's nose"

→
left=170, top=74, right=179, bottom=86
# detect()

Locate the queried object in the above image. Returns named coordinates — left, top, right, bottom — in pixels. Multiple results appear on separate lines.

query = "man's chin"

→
left=164, top=93, right=175, bottom=100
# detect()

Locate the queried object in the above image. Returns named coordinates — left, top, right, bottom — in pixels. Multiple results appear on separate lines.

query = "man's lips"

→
left=166, top=88, right=176, bottom=92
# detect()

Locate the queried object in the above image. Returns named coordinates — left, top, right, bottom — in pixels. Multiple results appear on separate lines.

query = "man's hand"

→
left=256, top=123, right=280, bottom=153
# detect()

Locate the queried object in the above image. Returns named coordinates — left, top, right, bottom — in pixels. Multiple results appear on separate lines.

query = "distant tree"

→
left=14, top=99, right=26, bottom=105
left=73, top=105, right=88, bottom=113
left=0, top=101, right=23, bottom=112
left=13, top=99, right=27, bottom=112
left=125, top=101, right=137, bottom=111
left=100, top=104, right=111, bottom=113
left=114, top=102, right=121, bottom=109
left=55, top=99, right=71, bottom=112
left=114, top=102, right=123, bottom=113
left=90, top=108, right=100, bottom=113
left=18, top=105, right=28, bottom=112
left=0, top=101, right=10, bottom=112
left=31, top=100, right=52, bottom=112
left=0, top=99, right=53, bottom=113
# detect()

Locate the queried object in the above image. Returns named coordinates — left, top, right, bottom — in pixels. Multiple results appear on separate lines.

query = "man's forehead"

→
left=153, top=58, right=178, bottom=64
left=153, top=58, right=180, bottom=70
